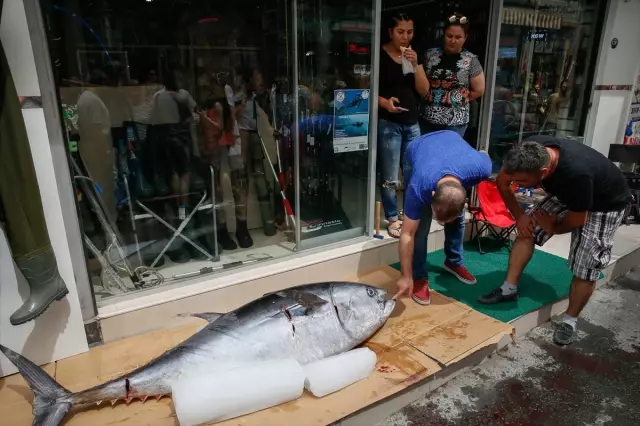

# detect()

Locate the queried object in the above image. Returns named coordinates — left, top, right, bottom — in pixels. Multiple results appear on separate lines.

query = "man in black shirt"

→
left=480, top=136, right=631, bottom=346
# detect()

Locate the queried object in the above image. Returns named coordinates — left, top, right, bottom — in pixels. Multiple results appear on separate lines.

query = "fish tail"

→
left=0, top=344, right=73, bottom=426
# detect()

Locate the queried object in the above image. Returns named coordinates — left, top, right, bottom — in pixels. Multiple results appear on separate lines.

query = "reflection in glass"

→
left=488, top=0, right=602, bottom=172
left=295, top=0, right=374, bottom=248
left=41, top=1, right=299, bottom=301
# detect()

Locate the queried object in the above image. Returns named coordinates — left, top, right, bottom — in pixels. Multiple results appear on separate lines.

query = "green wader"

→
left=0, top=41, right=69, bottom=325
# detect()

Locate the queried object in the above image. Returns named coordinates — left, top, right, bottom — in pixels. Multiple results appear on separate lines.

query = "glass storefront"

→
left=36, top=0, right=606, bottom=307
left=488, top=0, right=605, bottom=171
left=39, top=0, right=376, bottom=302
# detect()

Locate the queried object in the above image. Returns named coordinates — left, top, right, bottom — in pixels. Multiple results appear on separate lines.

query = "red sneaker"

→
left=443, top=262, right=477, bottom=285
left=412, top=279, right=431, bottom=305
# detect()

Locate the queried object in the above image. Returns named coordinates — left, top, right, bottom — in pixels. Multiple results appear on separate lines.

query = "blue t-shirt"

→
left=403, top=130, right=492, bottom=220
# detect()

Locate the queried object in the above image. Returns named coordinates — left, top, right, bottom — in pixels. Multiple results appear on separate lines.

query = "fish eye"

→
left=367, top=288, right=376, bottom=298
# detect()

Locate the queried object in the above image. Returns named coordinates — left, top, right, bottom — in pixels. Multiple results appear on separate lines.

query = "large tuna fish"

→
left=1, top=281, right=395, bottom=426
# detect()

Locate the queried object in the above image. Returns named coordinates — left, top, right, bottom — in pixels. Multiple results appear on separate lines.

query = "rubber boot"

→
left=258, top=194, right=277, bottom=237
left=154, top=174, right=171, bottom=197
left=10, top=246, right=69, bottom=326
left=197, top=232, right=223, bottom=259
left=184, top=219, right=207, bottom=261
left=216, top=223, right=238, bottom=251
left=235, top=219, right=254, bottom=249
left=190, top=171, right=207, bottom=192
left=135, top=168, right=155, bottom=200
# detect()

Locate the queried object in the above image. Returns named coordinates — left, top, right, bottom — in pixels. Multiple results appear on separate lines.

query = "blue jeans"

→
left=403, top=156, right=466, bottom=280
left=420, top=120, right=468, bottom=137
left=377, top=119, right=421, bottom=222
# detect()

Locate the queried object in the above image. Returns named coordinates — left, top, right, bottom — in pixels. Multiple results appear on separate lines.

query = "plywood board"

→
left=408, top=310, right=514, bottom=366
left=216, top=343, right=441, bottom=426
left=55, top=324, right=200, bottom=391
left=0, top=265, right=513, bottom=426
left=0, top=361, right=56, bottom=426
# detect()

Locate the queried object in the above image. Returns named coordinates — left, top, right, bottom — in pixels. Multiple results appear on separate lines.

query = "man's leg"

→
left=479, top=196, right=565, bottom=304
left=412, top=204, right=433, bottom=305
left=566, top=277, right=596, bottom=317
left=442, top=207, right=477, bottom=284
left=554, top=208, right=625, bottom=345
left=505, top=235, right=536, bottom=285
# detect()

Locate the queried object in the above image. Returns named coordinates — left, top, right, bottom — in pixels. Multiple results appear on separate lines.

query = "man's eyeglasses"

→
left=448, top=14, right=468, bottom=24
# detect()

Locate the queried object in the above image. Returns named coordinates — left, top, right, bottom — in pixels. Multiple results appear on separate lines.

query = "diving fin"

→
left=0, top=344, right=73, bottom=426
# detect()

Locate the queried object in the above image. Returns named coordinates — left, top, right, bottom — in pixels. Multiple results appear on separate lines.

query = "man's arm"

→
left=398, top=217, right=419, bottom=279
left=496, top=168, right=525, bottom=219
left=554, top=211, right=588, bottom=234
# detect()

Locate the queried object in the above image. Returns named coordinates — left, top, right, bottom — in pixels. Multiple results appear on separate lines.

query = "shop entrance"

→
left=381, top=0, right=493, bottom=148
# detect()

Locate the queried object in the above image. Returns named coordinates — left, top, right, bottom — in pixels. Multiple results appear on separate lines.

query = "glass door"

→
left=487, top=0, right=604, bottom=172
left=294, top=0, right=376, bottom=249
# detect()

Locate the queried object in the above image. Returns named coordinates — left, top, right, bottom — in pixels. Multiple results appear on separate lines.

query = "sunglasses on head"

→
left=448, top=14, right=468, bottom=24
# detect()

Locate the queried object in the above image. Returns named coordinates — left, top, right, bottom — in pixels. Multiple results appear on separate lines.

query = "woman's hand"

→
left=403, top=48, right=418, bottom=67
left=384, top=97, right=402, bottom=114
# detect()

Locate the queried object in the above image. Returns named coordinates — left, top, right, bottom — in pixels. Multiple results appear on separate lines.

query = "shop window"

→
left=39, top=0, right=376, bottom=302
left=295, top=0, right=374, bottom=249
left=488, top=0, right=604, bottom=172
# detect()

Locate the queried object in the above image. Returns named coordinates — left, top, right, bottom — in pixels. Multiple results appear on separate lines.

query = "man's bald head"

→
left=432, top=181, right=466, bottom=223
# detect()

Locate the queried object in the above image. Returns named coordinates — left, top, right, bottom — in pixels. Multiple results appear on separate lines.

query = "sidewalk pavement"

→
left=378, top=268, right=640, bottom=426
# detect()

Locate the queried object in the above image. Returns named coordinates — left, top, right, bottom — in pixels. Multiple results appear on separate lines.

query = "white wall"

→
left=585, top=0, right=640, bottom=156
left=0, top=0, right=88, bottom=377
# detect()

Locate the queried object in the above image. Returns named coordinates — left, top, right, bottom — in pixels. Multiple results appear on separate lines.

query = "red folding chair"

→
left=469, top=180, right=516, bottom=254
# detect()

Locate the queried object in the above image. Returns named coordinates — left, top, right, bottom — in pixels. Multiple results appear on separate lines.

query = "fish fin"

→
left=177, top=312, right=224, bottom=323
left=279, top=289, right=329, bottom=310
left=0, top=345, right=73, bottom=426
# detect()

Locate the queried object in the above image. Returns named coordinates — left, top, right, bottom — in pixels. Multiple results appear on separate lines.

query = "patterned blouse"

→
left=422, top=47, right=483, bottom=127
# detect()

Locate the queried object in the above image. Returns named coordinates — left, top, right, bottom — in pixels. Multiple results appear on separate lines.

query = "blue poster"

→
left=333, top=89, right=370, bottom=153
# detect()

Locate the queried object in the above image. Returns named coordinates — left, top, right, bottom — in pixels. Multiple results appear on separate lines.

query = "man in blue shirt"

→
left=394, top=130, right=492, bottom=304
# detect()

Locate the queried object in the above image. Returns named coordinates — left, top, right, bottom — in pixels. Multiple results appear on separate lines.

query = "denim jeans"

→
left=377, top=118, right=421, bottom=222
left=410, top=204, right=466, bottom=280
left=402, top=158, right=467, bottom=280
left=420, top=120, right=468, bottom=138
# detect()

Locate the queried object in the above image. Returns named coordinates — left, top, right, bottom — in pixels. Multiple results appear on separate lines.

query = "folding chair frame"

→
left=468, top=207, right=516, bottom=255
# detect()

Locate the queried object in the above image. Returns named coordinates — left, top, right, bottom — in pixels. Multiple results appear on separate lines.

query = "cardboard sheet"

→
left=0, top=266, right=513, bottom=426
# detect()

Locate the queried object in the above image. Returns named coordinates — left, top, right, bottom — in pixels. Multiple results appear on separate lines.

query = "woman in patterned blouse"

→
left=421, top=13, right=486, bottom=138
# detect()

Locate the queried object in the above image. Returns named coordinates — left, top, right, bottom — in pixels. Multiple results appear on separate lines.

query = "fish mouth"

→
left=382, top=299, right=396, bottom=316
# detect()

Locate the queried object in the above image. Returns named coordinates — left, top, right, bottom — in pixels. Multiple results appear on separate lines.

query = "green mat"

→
left=390, top=238, right=574, bottom=323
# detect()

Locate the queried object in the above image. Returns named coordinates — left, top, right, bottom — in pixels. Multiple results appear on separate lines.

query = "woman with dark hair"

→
left=378, top=12, right=429, bottom=239
left=421, top=13, right=486, bottom=137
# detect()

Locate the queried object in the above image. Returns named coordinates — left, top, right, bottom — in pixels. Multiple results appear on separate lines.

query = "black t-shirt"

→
left=378, top=48, right=419, bottom=125
left=529, top=136, right=631, bottom=212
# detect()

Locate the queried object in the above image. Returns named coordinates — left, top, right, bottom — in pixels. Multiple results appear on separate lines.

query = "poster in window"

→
left=624, top=73, right=640, bottom=145
left=333, top=89, right=369, bottom=153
